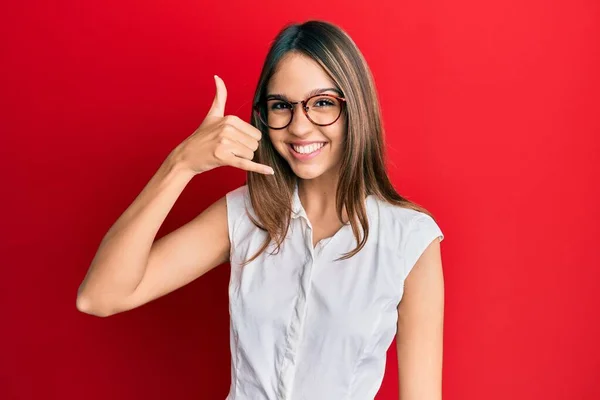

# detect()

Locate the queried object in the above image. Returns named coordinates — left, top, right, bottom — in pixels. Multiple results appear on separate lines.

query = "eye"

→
left=313, top=98, right=336, bottom=107
left=269, top=101, right=291, bottom=110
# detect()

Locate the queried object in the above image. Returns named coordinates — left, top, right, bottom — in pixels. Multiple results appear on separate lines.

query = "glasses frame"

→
left=253, top=93, right=347, bottom=130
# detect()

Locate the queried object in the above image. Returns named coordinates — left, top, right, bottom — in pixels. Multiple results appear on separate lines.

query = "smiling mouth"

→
left=289, top=142, right=327, bottom=155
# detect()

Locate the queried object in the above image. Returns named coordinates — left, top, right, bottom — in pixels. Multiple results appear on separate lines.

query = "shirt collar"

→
left=290, top=181, right=374, bottom=222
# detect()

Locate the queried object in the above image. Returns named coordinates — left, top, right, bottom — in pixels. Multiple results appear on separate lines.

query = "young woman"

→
left=77, top=20, right=445, bottom=400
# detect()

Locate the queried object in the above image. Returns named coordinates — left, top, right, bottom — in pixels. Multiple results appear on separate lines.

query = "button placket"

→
left=279, top=216, right=317, bottom=399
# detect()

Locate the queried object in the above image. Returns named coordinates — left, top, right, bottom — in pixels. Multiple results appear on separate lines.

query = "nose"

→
left=287, top=102, right=313, bottom=137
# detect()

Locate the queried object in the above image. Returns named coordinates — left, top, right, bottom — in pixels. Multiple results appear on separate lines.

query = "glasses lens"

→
left=263, top=95, right=342, bottom=129
left=306, top=95, right=342, bottom=125
left=265, top=99, right=292, bottom=129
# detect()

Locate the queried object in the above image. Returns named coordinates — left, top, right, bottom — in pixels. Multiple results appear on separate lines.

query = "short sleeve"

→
left=400, top=213, right=444, bottom=280
left=225, top=185, right=249, bottom=255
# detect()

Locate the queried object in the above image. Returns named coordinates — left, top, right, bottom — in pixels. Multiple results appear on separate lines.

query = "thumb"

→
left=206, top=75, right=227, bottom=118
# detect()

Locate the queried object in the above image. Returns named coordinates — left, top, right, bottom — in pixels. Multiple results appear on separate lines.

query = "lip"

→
left=288, top=142, right=327, bottom=161
left=288, top=140, right=327, bottom=145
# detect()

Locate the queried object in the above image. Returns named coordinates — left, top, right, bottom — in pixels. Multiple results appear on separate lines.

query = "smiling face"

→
left=265, top=52, right=346, bottom=181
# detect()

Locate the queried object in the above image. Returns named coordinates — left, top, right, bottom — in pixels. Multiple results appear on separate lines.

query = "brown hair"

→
left=243, top=20, right=434, bottom=265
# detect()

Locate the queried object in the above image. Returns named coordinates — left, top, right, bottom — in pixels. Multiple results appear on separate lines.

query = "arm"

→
left=76, top=75, right=271, bottom=317
left=396, top=237, right=444, bottom=400
left=75, top=153, right=230, bottom=317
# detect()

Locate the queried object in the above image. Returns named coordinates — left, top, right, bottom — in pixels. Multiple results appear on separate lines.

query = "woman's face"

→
left=266, top=53, right=346, bottom=181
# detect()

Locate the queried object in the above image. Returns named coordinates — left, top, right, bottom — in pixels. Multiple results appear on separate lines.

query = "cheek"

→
left=327, top=126, right=346, bottom=147
left=267, top=132, right=288, bottom=153
left=267, top=131, right=281, bottom=145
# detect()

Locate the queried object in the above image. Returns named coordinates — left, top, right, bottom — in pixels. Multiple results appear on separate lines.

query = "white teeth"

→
left=292, top=143, right=325, bottom=154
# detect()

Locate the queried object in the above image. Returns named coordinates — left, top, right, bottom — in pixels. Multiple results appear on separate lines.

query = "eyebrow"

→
left=265, top=87, right=342, bottom=101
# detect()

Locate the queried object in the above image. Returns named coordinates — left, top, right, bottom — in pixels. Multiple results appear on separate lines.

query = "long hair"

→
left=242, top=20, right=433, bottom=266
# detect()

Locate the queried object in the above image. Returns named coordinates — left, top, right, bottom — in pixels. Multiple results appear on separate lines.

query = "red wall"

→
left=1, top=1, right=599, bottom=399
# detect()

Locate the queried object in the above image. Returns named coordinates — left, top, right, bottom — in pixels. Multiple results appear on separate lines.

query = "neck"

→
left=297, top=172, right=347, bottom=222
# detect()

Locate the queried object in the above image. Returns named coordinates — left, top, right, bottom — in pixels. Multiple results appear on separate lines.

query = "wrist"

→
left=163, top=147, right=197, bottom=180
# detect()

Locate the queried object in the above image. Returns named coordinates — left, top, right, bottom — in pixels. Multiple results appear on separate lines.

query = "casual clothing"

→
left=225, top=183, right=444, bottom=400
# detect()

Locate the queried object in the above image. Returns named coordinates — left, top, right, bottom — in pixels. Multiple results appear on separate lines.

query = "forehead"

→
left=267, top=53, right=336, bottom=97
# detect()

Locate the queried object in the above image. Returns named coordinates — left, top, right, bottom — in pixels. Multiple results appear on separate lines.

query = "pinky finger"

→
left=231, top=157, right=275, bottom=175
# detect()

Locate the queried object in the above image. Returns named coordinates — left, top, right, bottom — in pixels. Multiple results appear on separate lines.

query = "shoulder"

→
left=372, top=198, right=445, bottom=279
left=226, top=184, right=249, bottom=205
left=372, top=197, right=441, bottom=238
left=373, top=198, right=424, bottom=225
left=225, top=183, right=263, bottom=232
left=225, top=184, right=255, bottom=217
left=225, top=184, right=251, bottom=233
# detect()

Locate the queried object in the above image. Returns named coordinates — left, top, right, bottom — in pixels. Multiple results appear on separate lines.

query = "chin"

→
left=289, top=164, right=329, bottom=180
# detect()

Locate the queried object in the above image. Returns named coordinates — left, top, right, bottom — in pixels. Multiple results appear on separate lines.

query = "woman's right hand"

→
left=173, top=75, right=274, bottom=176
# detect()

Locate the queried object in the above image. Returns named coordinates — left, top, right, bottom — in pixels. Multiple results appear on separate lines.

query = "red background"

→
left=1, top=0, right=599, bottom=399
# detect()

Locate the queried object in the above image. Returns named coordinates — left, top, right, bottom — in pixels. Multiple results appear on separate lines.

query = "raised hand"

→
left=174, top=75, right=274, bottom=176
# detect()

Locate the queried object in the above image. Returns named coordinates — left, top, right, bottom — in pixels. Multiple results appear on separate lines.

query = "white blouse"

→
left=224, top=183, right=444, bottom=400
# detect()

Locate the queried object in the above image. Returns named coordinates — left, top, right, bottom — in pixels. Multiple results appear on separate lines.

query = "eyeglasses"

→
left=253, top=93, right=346, bottom=130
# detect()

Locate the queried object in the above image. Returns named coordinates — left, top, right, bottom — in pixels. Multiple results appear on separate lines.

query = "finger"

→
left=228, top=125, right=261, bottom=152
left=228, top=141, right=255, bottom=161
left=224, top=115, right=262, bottom=142
left=206, top=75, right=227, bottom=118
left=227, top=153, right=274, bottom=175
